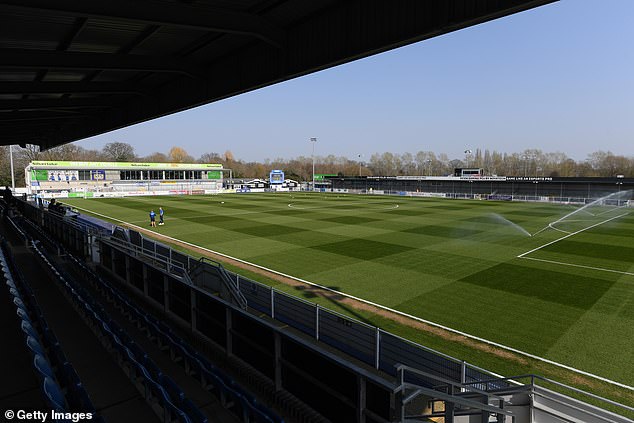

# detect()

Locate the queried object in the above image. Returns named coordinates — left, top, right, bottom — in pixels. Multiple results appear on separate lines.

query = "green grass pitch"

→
left=62, top=193, right=634, bottom=386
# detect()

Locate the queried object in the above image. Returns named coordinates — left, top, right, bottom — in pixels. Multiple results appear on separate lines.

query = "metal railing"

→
left=464, top=374, right=634, bottom=417
left=232, top=271, right=503, bottom=387
left=190, top=256, right=247, bottom=309
left=394, top=364, right=513, bottom=423
left=103, top=235, right=191, bottom=282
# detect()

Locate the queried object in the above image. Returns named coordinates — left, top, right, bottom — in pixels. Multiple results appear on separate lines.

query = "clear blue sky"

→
left=77, top=0, right=634, bottom=162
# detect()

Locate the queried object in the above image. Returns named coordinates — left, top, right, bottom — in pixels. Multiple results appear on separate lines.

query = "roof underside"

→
left=0, top=0, right=557, bottom=149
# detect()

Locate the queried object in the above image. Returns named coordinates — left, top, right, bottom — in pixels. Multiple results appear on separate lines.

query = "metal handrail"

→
left=191, top=256, right=247, bottom=309
left=103, top=236, right=190, bottom=282
left=395, top=364, right=513, bottom=422
left=39, top=205, right=110, bottom=238
left=394, top=364, right=505, bottom=401
left=463, top=373, right=634, bottom=413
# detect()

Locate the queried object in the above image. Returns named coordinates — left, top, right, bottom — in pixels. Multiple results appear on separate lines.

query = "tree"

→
left=168, top=146, right=192, bottom=163
left=40, top=144, right=85, bottom=161
left=448, top=159, right=463, bottom=172
left=80, top=148, right=104, bottom=161
left=199, top=152, right=223, bottom=163
left=415, top=151, right=437, bottom=175
left=17, top=144, right=41, bottom=162
left=103, top=142, right=135, bottom=161
left=143, top=152, right=168, bottom=163
left=0, top=147, right=13, bottom=187
left=401, top=152, right=416, bottom=175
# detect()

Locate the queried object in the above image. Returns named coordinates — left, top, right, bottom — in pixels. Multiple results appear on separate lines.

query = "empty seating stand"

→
left=64, top=243, right=285, bottom=423
left=29, top=240, right=204, bottom=423
left=0, top=238, right=102, bottom=421
left=11, top=207, right=284, bottom=423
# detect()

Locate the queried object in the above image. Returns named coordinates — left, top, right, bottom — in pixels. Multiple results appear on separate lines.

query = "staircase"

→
left=188, top=257, right=247, bottom=309
left=395, top=366, right=634, bottom=423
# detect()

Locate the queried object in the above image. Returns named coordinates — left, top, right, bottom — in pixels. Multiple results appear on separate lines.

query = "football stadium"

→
left=60, top=186, right=634, bottom=383
left=1, top=2, right=633, bottom=423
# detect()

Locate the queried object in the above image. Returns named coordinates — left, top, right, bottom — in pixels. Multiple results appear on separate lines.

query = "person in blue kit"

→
left=149, top=210, right=157, bottom=227
left=158, top=207, right=165, bottom=225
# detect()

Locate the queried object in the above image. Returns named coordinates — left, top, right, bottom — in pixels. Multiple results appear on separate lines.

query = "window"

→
left=147, top=170, right=162, bottom=180
left=119, top=171, right=142, bottom=180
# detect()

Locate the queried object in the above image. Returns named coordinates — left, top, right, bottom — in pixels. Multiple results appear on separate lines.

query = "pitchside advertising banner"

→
left=30, top=161, right=223, bottom=170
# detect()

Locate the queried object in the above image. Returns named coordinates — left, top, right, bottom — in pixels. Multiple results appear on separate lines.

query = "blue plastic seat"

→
left=21, top=319, right=39, bottom=338
left=26, top=335, right=45, bottom=356
left=63, top=362, right=81, bottom=387
left=34, top=354, right=55, bottom=379
left=224, top=385, right=251, bottom=422
left=157, top=321, right=176, bottom=337
left=9, top=286, right=21, bottom=298
left=127, top=342, right=148, bottom=361
left=143, top=357, right=163, bottom=381
left=252, top=400, right=285, bottom=423
left=181, top=398, right=208, bottom=423
left=160, top=374, right=185, bottom=403
left=42, top=327, right=60, bottom=348
left=49, top=339, right=68, bottom=365
left=212, top=366, right=234, bottom=387
left=68, top=382, right=97, bottom=413
left=30, top=303, right=46, bottom=323
left=56, top=363, right=78, bottom=396
left=137, top=361, right=153, bottom=383
left=16, top=306, right=31, bottom=322
left=111, top=336, right=128, bottom=362
left=154, top=327, right=173, bottom=351
left=144, top=313, right=159, bottom=326
left=251, top=407, right=275, bottom=423
left=125, top=350, right=141, bottom=380
left=183, top=346, right=202, bottom=375
left=170, top=342, right=188, bottom=364
left=144, top=319, right=161, bottom=341
left=200, top=367, right=227, bottom=400
left=192, top=351, right=214, bottom=372
left=183, top=353, right=203, bottom=377
left=229, top=380, right=256, bottom=406
left=157, top=388, right=192, bottom=423
left=111, top=323, right=133, bottom=346
left=5, top=277, right=16, bottom=289
left=13, top=296, right=27, bottom=311
left=43, top=377, right=66, bottom=412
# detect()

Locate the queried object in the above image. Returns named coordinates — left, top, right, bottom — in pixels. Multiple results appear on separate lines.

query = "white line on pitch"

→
left=519, top=256, right=634, bottom=277
left=69, top=204, right=634, bottom=392
left=518, top=213, right=629, bottom=258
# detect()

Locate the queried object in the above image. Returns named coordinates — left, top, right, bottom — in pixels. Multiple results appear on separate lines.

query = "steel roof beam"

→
left=0, top=113, right=87, bottom=123
left=0, top=82, right=149, bottom=96
left=0, top=98, right=116, bottom=111
left=0, top=1, right=285, bottom=48
left=0, top=49, right=207, bottom=79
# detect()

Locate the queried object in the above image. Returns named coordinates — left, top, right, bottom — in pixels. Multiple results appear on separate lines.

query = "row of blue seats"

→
left=31, top=240, right=205, bottom=423
left=66, top=246, right=285, bottom=423
left=17, top=210, right=284, bottom=423
left=0, top=240, right=100, bottom=420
